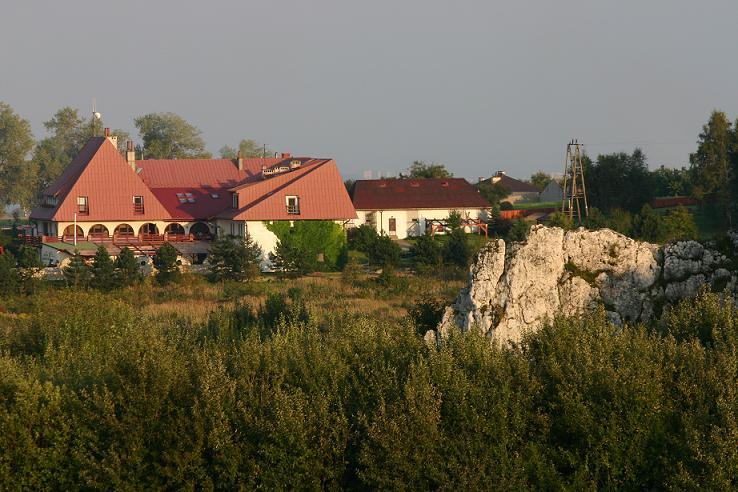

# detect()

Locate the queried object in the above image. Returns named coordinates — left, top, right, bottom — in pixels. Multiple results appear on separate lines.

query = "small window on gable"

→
left=133, top=196, right=144, bottom=214
left=232, top=193, right=239, bottom=209
left=286, top=195, right=300, bottom=215
left=77, top=196, right=88, bottom=214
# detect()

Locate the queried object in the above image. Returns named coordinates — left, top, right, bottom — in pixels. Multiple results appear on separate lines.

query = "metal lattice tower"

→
left=561, top=140, right=589, bottom=223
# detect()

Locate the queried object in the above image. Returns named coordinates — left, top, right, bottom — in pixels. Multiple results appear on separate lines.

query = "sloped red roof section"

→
left=218, top=160, right=356, bottom=221
left=350, top=178, right=491, bottom=210
left=31, top=138, right=171, bottom=221
left=150, top=187, right=232, bottom=220
left=137, top=157, right=280, bottom=188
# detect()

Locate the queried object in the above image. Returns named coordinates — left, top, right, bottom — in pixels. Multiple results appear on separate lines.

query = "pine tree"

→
left=63, top=251, right=90, bottom=289
left=115, top=247, right=141, bottom=287
left=208, top=233, right=263, bottom=282
left=90, top=245, right=115, bottom=290
left=153, top=242, right=180, bottom=284
left=409, top=232, right=442, bottom=269
left=443, top=229, right=472, bottom=268
left=269, top=240, right=314, bottom=276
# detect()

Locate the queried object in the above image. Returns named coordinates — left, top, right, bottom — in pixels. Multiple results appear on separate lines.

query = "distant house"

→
left=539, top=180, right=563, bottom=202
left=350, top=178, right=491, bottom=239
left=29, top=131, right=356, bottom=268
left=482, top=171, right=540, bottom=204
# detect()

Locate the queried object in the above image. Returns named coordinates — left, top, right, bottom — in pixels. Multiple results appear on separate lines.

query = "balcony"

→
left=133, top=203, right=145, bottom=214
left=287, top=204, right=300, bottom=215
left=77, top=205, right=89, bottom=215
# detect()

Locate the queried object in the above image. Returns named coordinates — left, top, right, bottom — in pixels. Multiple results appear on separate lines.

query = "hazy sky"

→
left=2, top=0, right=738, bottom=180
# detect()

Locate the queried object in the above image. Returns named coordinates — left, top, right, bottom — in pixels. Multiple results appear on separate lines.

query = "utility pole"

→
left=561, top=139, right=589, bottom=224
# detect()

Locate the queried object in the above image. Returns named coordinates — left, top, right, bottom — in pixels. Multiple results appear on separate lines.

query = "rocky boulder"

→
left=436, top=225, right=737, bottom=344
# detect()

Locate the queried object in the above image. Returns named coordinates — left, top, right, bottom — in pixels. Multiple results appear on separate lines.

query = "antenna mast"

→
left=561, top=139, right=589, bottom=223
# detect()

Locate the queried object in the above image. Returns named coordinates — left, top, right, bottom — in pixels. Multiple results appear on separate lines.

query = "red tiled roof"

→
left=350, top=178, right=491, bottom=210
left=219, top=160, right=357, bottom=221
left=137, top=157, right=280, bottom=188
left=31, top=138, right=171, bottom=222
left=487, top=173, right=540, bottom=193
left=150, top=187, right=232, bottom=220
left=31, top=138, right=356, bottom=224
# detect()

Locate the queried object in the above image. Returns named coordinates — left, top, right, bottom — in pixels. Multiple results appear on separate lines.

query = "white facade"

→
left=216, top=219, right=348, bottom=270
left=353, top=208, right=488, bottom=239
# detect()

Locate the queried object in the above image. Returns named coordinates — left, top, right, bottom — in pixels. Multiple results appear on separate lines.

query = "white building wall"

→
left=353, top=208, right=487, bottom=238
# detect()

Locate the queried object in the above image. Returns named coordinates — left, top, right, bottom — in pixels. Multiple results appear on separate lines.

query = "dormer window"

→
left=286, top=195, right=300, bottom=215
left=232, top=193, right=239, bottom=209
left=77, top=196, right=89, bottom=215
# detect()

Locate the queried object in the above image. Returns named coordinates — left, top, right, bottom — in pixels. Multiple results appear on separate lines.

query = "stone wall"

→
left=435, top=225, right=737, bottom=345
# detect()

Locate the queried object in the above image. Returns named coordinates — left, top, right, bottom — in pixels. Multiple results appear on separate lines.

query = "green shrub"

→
left=367, top=235, right=401, bottom=268
left=348, top=224, right=379, bottom=253
left=409, top=232, right=443, bottom=269
left=443, top=229, right=472, bottom=268
left=408, top=296, right=446, bottom=336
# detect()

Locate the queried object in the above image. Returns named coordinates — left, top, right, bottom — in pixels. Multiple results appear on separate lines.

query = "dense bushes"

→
left=267, top=220, right=348, bottom=272
left=1, top=287, right=737, bottom=488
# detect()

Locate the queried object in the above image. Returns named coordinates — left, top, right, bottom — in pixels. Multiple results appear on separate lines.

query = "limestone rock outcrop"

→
left=437, top=225, right=737, bottom=344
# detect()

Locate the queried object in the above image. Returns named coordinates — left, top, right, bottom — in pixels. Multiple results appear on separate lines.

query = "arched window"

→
left=63, top=225, right=84, bottom=237
left=139, top=223, right=159, bottom=235
left=164, top=223, right=185, bottom=235
left=88, top=224, right=109, bottom=238
left=114, top=224, right=135, bottom=236
left=189, top=222, right=211, bottom=239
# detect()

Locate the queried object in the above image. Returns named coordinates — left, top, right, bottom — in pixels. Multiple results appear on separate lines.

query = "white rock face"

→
left=436, top=225, right=737, bottom=345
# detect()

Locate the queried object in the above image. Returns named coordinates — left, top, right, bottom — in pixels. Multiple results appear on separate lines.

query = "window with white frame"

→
left=286, top=195, right=300, bottom=215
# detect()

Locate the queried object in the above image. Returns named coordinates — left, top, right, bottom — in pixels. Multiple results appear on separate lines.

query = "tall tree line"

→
left=0, top=102, right=270, bottom=212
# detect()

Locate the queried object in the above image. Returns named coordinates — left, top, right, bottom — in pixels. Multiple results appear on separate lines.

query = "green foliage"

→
left=652, top=165, right=692, bottom=197
left=90, top=246, right=115, bottom=291
left=269, top=240, right=315, bottom=275
left=0, top=252, right=18, bottom=295
left=134, top=112, right=211, bottom=159
left=583, top=207, right=609, bottom=230
left=266, top=221, right=347, bottom=272
left=408, top=296, right=446, bottom=336
left=348, top=224, right=379, bottom=253
left=689, top=110, right=736, bottom=226
left=507, top=219, right=531, bottom=242
left=476, top=180, right=510, bottom=206
left=114, top=247, right=141, bottom=287
left=367, top=235, right=402, bottom=268
left=218, top=138, right=271, bottom=159
left=446, top=210, right=463, bottom=231
left=341, top=257, right=363, bottom=286
left=586, top=148, right=654, bottom=213
left=633, top=204, right=664, bottom=242
left=0, top=102, right=35, bottom=209
left=400, top=160, right=453, bottom=179
left=208, top=234, right=262, bottom=282
left=529, top=171, right=552, bottom=191
left=546, top=211, right=574, bottom=230
left=608, top=208, right=634, bottom=236
left=153, top=243, right=180, bottom=284
left=662, top=206, right=699, bottom=241
left=62, top=251, right=90, bottom=289
left=1, top=287, right=738, bottom=488
left=443, top=229, right=472, bottom=268
left=409, top=232, right=443, bottom=268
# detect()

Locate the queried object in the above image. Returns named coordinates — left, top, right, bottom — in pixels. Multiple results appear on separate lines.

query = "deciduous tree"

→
left=135, top=112, right=211, bottom=159
left=401, top=160, right=452, bottom=179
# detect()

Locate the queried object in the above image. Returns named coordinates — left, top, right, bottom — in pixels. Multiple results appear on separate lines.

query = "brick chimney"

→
left=126, top=140, right=136, bottom=171
left=236, top=151, right=244, bottom=171
left=104, top=128, right=118, bottom=149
